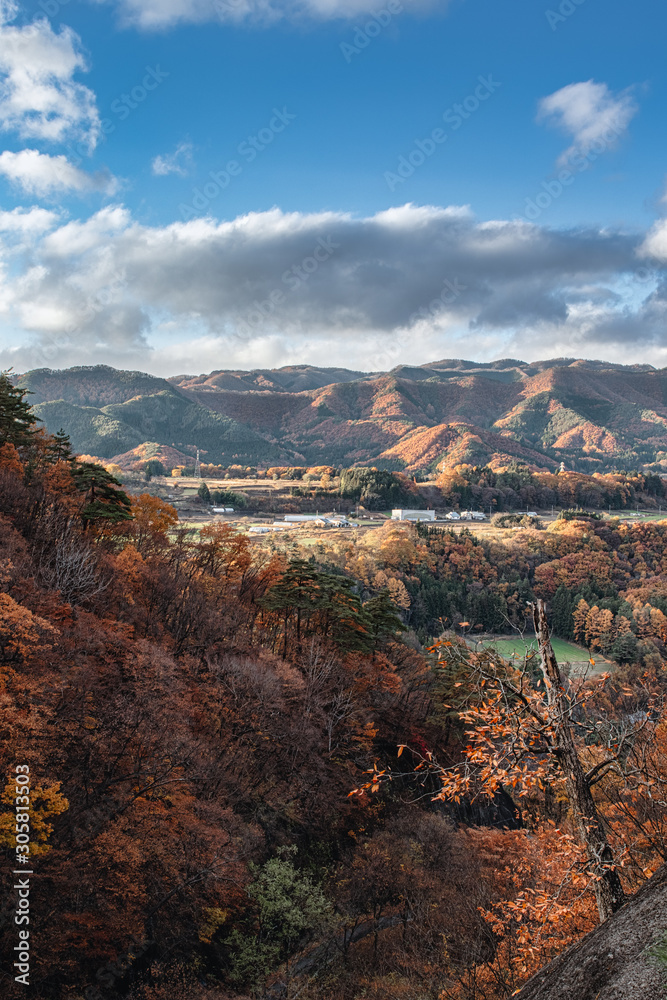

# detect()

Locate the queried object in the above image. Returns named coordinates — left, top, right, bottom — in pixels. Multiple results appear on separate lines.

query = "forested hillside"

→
left=3, top=372, right=667, bottom=999
left=16, top=357, right=667, bottom=473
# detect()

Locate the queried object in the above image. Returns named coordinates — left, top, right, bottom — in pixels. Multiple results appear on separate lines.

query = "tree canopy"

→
left=0, top=371, right=37, bottom=448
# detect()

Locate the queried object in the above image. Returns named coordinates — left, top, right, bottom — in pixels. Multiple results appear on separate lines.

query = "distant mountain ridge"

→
left=171, top=365, right=368, bottom=394
left=15, top=359, right=667, bottom=472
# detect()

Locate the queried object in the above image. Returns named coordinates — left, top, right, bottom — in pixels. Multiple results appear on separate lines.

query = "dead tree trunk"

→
left=532, top=599, right=625, bottom=922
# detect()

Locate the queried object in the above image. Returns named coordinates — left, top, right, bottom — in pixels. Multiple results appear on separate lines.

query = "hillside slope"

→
left=31, top=389, right=291, bottom=464
left=16, top=359, right=667, bottom=471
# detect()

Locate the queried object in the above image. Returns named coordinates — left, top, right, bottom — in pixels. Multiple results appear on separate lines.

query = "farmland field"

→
left=480, top=636, right=593, bottom=664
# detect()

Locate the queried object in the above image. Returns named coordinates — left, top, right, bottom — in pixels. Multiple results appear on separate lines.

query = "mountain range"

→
left=15, top=358, right=667, bottom=473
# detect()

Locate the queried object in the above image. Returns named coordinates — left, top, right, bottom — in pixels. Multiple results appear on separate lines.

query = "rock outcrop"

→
left=516, top=866, right=667, bottom=1000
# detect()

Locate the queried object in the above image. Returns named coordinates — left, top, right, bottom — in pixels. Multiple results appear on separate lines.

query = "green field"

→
left=481, top=636, right=592, bottom=664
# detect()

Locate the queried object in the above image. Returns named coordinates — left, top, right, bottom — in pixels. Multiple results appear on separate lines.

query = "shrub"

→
left=339, top=468, right=422, bottom=511
left=491, top=513, right=542, bottom=529
left=210, top=490, right=246, bottom=508
left=560, top=508, right=602, bottom=521
left=144, top=459, right=166, bottom=480
left=224, top=847, right=332, bottom=989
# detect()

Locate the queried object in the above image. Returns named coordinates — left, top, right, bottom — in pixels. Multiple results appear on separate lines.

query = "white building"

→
left=212, top=506, right=235, bottom=513
left=282, top=514, right=349, bottom=527
left=460, top=511, right=486, bottom=521
left=445, top=511, right=461, bottom=520
left=284, top=514, right=326, bottom=522
left=391, top=509, right=436, bottom=521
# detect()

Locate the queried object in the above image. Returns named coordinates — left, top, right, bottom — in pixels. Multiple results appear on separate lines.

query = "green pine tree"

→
left=363, top=590, right=407, bottom=652
left=47, top=428, right=74, bottom=463
left=317, top=572, right=372, bottom=653
left=259, top=561, right=375, bottom=656
left=144, top=459, right=166, bottom=479
left=258, top=559, right=322, bottom=656
left=552, top=585, right=574, bottom=639
left=0, top=371, right=37, bottom=448
left=70, top=462, right=133, bottom=525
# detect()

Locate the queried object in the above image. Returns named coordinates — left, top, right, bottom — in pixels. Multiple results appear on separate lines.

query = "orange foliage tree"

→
left=0, top=592, right=59, bottom=664
left=355, top=603, right=635, bottom=923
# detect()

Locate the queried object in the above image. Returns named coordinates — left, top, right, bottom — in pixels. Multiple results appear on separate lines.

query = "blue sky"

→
left=1, top=0, right=667, bottom=374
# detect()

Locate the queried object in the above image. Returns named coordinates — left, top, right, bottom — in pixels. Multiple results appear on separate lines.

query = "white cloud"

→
left=0, top=149, right=117, bottom=196
left=107, top=0, right=442, bottom=30
left=0, top=205, right=59, bottom=235
left=0, top=202, right=665, bottom=374
left=640, top=220, right=667, bottom=263
left=0, top=5, right=100, bottom=151
left=537, top=81, right=638, bottom=169
left=152, top=141, right=194, bottom=177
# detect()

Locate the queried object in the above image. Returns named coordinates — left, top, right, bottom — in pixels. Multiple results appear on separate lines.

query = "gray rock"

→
left=516, top=865, right=667, bottom=1000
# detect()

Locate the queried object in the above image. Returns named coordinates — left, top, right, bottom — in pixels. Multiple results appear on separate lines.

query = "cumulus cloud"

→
left=0, top=3, right=100, bottom=151
left=106, top=0, right=441, bottom=30
left=640, top=219, right=667, bottom=264
left=152, top=141, right=194, bottom=177
left=537, top=81, right=638, bottom=169
left=0, top=149, right=117, bottom=196
left=0, top=202, right=665, bottom=374
left=0, top=205, right=59, bottom=235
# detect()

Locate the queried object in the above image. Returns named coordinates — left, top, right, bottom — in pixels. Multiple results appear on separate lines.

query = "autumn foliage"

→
left=3, top=377, right=667, bottom=999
